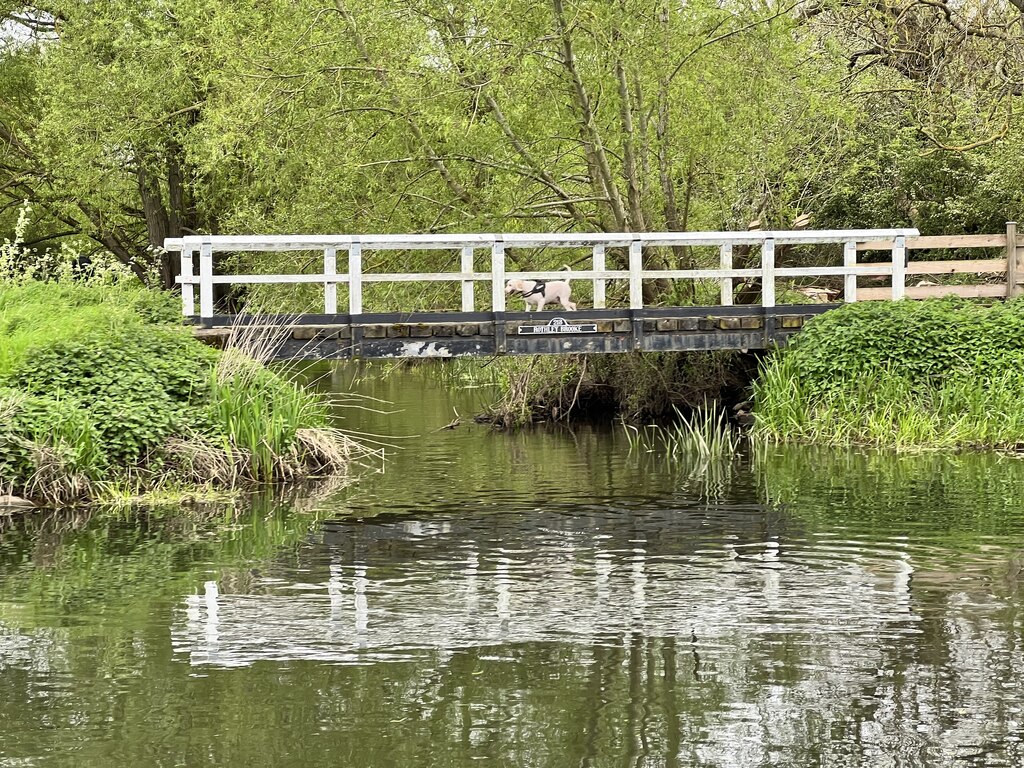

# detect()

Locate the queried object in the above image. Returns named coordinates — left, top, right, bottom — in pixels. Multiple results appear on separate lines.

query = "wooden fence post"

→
left=761, top=238, right=775, bottom=307
left=181, top=246, right=195, bottom=316
left=629, top=240, right=643, bottom=309
left=199, top=240, right=214, bottom=319
left=593, top=244, right=606, bottom=309
left=843, top=241, right=857, bottom=302
left=348, top=240, right=362, bottom=315
left=461, top=246, right=475, bottom=312
left=719, top=243, right=733, bottom=305
left=1007, top=222, right=1019, bottom=299
left=891, top=236, right=906, bottom=300
left=324, top=247, right=337, bottom=314
left=491, top=240, right=505, bottom=312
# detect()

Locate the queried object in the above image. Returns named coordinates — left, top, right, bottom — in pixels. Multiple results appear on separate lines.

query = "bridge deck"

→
left=193, top=305, right=835, bottom=360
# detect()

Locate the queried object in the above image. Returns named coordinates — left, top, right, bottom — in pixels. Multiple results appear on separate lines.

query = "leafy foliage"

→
left=0, top=280, right=363, bottom=503
left=754, top=298, right=1024, bottom=448
left=3, top=326, right=215, bottom=463
left=0, top=388, right=105, bottom=500
left=782, top=298, right=1024, bottom=394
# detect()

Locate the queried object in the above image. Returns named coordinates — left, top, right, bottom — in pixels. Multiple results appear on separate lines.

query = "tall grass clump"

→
left=622, top=404, right=743, bottom=501
left=623, top=405, right=741, bottom=461
left=754, top=297, right=1024, bottom=449
left=0, top=280, right=375, bottom=506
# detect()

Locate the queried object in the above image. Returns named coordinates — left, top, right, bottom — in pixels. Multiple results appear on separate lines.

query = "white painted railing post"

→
left=891, top=235, right=906, bottom=300
left=492, top=239, right=506, bottom=312
left=199, top=240, right=214, bottom=319
left=719, top=243, right=733, bottom=305
left=592, top=244, right=606, bottom=309
left=628, top=239, right=643, bottom=309
left=181, top=246, right=195, bottom=316
left=348, top=240, right=362, bottom=315
left=761, top=238, right=775, bottom=308
left=461, top=246, right=475, bottom=312
left=844, top=241, right=857, bottom=302
left=324, top=247, right=337, bottom=314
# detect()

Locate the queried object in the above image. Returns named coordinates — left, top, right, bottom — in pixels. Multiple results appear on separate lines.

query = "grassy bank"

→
left=754, top=298, right=1024, bottom=449
left=0, top=281, right=370, bottom=506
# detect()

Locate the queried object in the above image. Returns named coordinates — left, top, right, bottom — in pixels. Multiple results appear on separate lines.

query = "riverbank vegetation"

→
left=7, top=2, right=1024, bottom=455
left=482, top=351, right=753, bottom=427
left=0, top=281, right=371, bottom=506
left=754, top=298, right=1024, bottom=450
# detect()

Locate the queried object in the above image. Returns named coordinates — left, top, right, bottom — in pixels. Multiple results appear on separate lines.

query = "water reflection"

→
left=2, top=366, right=1024, bottom=766
left=172, top=515, right=932, bottom=666
left=158, top=501, right=1024, bottom=766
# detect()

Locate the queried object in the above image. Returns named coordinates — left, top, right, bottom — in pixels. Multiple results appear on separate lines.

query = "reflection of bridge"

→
left=171, top=526, right=918, bottom=668
left=163, top=226, right=1021, bottom=359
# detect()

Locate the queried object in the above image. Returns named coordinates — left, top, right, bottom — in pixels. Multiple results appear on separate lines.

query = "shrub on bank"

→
left=754, top=298, right=1024, bottom=448
left=0, top=281, right=364, bottom=505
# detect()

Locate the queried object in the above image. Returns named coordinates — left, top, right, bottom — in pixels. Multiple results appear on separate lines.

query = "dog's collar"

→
left=519, top=280, right=546, bottom=298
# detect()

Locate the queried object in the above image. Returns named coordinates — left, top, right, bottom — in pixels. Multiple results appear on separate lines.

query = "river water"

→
left=2, top=364, right=1024, bottom=767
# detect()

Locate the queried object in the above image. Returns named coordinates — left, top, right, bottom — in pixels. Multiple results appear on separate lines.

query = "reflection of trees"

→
left=755, top=445, right=1024, bottom=765
left=5, top=419, right=1024, bottom=764
left=162, top=496, right=1024, bottom=765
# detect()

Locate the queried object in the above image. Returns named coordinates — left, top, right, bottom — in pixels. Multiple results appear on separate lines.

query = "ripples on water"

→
left=2, top=367, right=1024, bottom=767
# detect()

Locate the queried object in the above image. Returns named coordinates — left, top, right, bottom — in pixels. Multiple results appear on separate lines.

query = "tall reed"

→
left=622, top=404, right=741, bottom=461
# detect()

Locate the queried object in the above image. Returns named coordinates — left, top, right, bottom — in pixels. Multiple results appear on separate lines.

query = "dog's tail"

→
left=561, top=264, right=572, bottom=282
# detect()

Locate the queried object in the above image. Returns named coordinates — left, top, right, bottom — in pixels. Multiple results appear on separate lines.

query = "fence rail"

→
left=163, top=225, right=1024, bottom=319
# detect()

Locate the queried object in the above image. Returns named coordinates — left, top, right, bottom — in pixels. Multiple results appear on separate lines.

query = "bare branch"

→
left=551, top=0, right=628, bottom=230
left=919, top=121, right=1010, bottom=155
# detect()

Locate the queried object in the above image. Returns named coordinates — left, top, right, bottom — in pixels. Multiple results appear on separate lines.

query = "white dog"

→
left=504, top=267, right=576, bottom=311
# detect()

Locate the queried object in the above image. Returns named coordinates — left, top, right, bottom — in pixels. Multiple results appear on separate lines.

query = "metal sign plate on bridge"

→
left=517, top=317, right=598, bottom=336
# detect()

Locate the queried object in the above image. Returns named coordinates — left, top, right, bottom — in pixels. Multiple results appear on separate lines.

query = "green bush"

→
left=0, top=281, right=183, bottom=378
left=2, top=326, right=218, bottom=464
left=754, top=298, right=1024, bottom=448
left=0, top=280, right=362, bottom=503
left=782, top=297, right=1024, bottom=394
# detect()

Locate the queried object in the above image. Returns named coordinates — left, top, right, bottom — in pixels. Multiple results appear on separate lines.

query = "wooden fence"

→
left=856, top=223, right=1021, bottom=300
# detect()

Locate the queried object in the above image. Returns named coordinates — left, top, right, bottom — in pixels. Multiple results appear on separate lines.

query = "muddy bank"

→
left=479, top=350, right=761, bottom=428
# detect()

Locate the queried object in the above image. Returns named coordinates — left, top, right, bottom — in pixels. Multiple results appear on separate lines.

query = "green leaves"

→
left=755, top=297, right=1024, bottom=448
left=0, top=280, right=354, bottom=502
left=3, top=324, right=215, bottom=463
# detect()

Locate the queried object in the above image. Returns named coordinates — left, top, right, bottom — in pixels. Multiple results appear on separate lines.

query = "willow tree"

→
left=797, top=0, right=1024, bottom=232
left=3, top=1, right=851, bottom=291
left=185, top=0, right=845, bottom=285
left=1, top=1, right=231, bottom=285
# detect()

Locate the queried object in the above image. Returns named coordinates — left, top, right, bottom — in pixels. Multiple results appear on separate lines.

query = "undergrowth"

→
left=0, top=280, right=377, bottom=506
left=483, top=351, right=750, bottom=427
left=754, top=297, right=1024, bottom=449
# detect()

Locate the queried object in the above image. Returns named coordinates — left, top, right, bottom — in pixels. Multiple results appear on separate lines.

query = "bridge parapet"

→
left=164, top=228, right=921, bottom=319
left=184, top=306, right=834, bottom=360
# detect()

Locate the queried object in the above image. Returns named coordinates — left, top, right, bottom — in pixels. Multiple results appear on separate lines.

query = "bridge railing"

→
left=164, top=229, right=928, bottom=318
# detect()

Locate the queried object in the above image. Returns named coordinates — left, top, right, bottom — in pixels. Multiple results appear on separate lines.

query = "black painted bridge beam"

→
left=191, top=305, right=836, bottom=360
